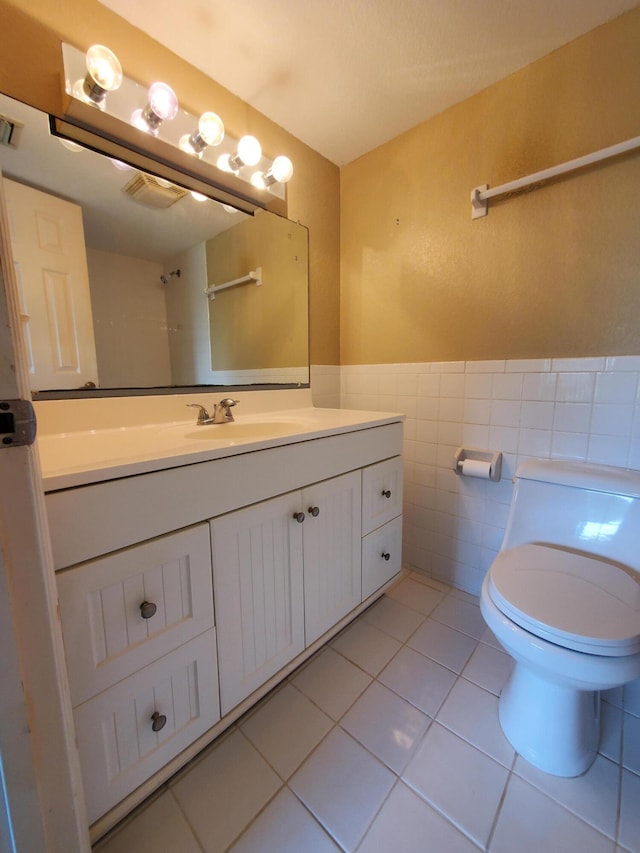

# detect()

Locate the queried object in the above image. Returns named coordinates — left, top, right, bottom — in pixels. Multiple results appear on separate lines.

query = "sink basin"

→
left=184, top=421, right=304, bottom=440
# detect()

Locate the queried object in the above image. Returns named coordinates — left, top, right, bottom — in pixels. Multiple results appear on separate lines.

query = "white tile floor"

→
left=95, top=573, right=639, bottom=853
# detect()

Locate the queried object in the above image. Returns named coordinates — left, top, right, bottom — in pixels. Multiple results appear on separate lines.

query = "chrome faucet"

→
left=212, top=398, right=238, bottom=423
left=186, top=398, right=238, bottom=425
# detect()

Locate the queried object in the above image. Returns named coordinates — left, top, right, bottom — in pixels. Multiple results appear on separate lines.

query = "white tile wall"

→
left=313, top=356, right=640, bottom=595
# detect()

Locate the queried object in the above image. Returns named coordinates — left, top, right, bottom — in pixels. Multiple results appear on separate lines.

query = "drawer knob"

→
left=381, top=552, right=391, bottom=561
left=308, top=505, right=320, bottom=517
left=151, top=711, right=167, bottom=732
left=381, top=489, right=392, bottom=499
left=293, top=511, right=305, bottom=523
left=140, top=601, right=158, bottom=619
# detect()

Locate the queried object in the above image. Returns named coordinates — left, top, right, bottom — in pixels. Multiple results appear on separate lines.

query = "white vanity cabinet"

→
left=212, top=470, right=362, bottom=714
left=46, top=418, right=404, bottom=836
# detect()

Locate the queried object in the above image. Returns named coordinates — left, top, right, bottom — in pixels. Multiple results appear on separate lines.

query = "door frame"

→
left=0, top=168, right=89, bottom=850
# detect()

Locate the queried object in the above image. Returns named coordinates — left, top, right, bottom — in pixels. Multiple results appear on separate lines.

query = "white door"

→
left=4, top=178, right=98, bottom=392
left=303, top=471, right=362, bottom=645
left=211, top=491, right=305, bottom=715
left=0, top=169, right=89, bottom=850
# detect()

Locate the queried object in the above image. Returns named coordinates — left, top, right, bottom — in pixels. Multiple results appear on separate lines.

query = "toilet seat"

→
left=488, top=544, right=640, bottom=656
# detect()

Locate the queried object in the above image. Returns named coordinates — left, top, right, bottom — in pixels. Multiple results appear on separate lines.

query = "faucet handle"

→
left=186, top=403, right=211, bottom=425
left=214, top=398, right=239, bottom=423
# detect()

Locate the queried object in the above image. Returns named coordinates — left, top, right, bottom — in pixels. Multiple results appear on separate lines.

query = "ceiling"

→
left=100, top=0, right=639, bottom=166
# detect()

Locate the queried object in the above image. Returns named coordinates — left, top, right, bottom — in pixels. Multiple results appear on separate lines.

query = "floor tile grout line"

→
left=484, top=763, right=514, bottom=853
left=614, top=758, right=624, bottom=849
left=398, top=768, right=489, bottom=851
left=166, top=785, right=207, bottom=853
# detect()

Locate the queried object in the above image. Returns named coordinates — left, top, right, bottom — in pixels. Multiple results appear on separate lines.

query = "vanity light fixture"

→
left=179, top=111, right=225, bottom=157
left=131, top=82, right=179, bottom=135
left=250, top=155, right=294, bottom=189
left=60, top=42, right=293, bottom=211
left=218, top=135, right=262, bottom=172
left=72, top=44, right=123, bottom=109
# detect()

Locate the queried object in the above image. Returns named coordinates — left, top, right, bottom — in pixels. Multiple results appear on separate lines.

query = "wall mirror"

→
left=0, top=93, right=309, bottom=397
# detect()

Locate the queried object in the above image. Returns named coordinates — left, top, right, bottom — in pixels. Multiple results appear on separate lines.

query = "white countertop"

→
left=38, top=406, right=404, bottom=491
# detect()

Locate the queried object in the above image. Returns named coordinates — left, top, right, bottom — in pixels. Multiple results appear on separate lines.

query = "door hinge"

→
left=0, top=399, right=37, bottom=447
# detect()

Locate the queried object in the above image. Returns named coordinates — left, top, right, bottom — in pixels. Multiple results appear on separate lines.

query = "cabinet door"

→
left=58, top=524, right=214, bottom=706
left=362, top=515, right=403, bottom=599
left=211, top=492, right=305, bottom=715
left=303, top=471, right=362, bottom=646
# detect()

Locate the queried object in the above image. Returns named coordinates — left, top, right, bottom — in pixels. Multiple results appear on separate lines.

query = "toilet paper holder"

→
left=453, top=447, right=502, bottom=482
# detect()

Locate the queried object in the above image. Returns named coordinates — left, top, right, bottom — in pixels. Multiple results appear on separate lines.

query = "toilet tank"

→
left=502, top=460, right=640, bottom=571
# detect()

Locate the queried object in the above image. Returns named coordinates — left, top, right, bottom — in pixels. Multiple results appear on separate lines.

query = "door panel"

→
left=4, top=178, right=98, bottom=390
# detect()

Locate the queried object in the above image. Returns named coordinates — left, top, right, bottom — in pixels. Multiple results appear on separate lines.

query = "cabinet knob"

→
left=381, top=552, right=391, bottom=561
left=140, top=601, right=157, bottom=619
left=293, top=511, right=305, bottom=523
left=307, top=506, right=320, bottom=517
left=151, top=711, right=167, bottom=732
left=381, top=489, right=392, bottom=499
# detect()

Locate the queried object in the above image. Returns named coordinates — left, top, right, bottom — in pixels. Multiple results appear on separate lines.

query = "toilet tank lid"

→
left=516, top=460, right=640, bottom=499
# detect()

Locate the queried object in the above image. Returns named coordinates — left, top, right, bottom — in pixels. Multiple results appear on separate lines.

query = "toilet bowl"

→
left=479, top=460, right=640, bottom=777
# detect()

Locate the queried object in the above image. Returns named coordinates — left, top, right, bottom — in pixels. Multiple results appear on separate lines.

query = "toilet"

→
left=480, top=459, right=640, bottom=777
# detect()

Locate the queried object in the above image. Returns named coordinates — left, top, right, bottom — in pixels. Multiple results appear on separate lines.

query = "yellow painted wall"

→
left=206, top=212, right=308, bottom=371
left=340, top=7, right=640, bottom=364
left=0, top=0, right=340, bottom=366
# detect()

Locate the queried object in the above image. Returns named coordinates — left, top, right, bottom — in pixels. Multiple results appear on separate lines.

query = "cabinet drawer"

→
left=362, top=515, right=403, bottom=599
left=75, top=629, right=220, bottom=825
left=58, top=524, right=214, bottom=706
left=362, top=457, right=403, bottom=535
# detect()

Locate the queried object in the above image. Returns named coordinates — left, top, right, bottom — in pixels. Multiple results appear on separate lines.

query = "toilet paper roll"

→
left=460, top=459, right=492, bottom=480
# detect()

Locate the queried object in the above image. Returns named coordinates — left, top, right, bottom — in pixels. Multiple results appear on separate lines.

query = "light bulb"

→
left=191, top=191, right=208, bottom=202
left=271, top=155, right=294, bottom=183
left=228, top=135, right=262, bottom=170
left=148, top=82, right=178, bottom=121
left=131, top=109, right=149, bottom=132
left=250, top=171, right=267, bottom=190
left=179, top=134, right=197, bottom=155
left=237, top=135, right=262, bottom=166
left=86, top=45, right=122, bottom=92
left=217, top=153, right=233, bottom=172
left=251, top=155, right=294, bottom=190
left=179, top=111, right=224, bottom=158
left=76, top=45, right=122, bottom=108
left=133, top=82, right=178, bottom=135
left=198, top=112, right=225, bottom=146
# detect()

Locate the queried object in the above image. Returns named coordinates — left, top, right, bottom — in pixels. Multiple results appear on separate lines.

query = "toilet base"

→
left=499, top=662, right=600, bottom=777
